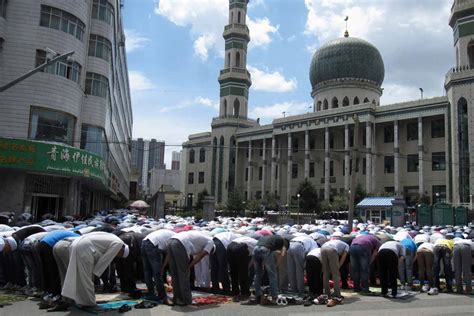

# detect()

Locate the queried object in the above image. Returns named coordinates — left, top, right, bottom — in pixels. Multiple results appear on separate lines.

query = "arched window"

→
left=364, top=97, right=370, bottom=103
left=343, top=96, right=349, bottom=107
left=332, top=97, right=339, bottom=108
left=199, top=147, right=206, bottom=163
left=223, top=99, right=227, bottom=117
left=227, top=53, right=230, bottom=68
left=189, top=149, right=195, bottom=164
left=235, top=52, right=241, bottom=68
left=354, top=97, right=360, bottom=105
left=231, top=12, right=233, bottom=24
left=233, top=99, right=240, bottom=117
left=238, top=11, right=241, bottom=23
left=458, top=97, right=470, bottom=203
left=372, top=99, right=376, bottom=105
left=468, top=42, right=474, bottom=66
left=317, top=101, right=322, bottom=111
left=323, top=99, right=328, bottom=110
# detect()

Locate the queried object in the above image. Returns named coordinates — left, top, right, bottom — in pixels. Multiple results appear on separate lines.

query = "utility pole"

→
left=348, top=114, right=359, bottom=231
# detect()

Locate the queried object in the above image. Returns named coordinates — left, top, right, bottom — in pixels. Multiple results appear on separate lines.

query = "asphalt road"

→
left=1, top=292, right=473, bottom=316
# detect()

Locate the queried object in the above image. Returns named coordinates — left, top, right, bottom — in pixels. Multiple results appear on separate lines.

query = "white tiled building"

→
left=0, top=0, right=133, bottom=218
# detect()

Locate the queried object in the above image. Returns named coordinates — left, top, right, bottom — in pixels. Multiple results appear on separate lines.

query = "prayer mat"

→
left=0, top=293, right=28, bottom=307
left=98, top=300, right=142, bottom=309
left=192, top=295, right=232, bottom=306
left=96, top=292, right=130, bottom=303
left=388, top=291, right=418, bottom=300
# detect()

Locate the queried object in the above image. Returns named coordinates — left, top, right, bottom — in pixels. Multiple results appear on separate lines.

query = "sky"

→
left=123, top=0, right=454, bottom=167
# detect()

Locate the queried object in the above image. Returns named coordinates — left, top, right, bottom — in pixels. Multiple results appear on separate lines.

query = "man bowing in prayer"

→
left=61, top=232, right=129, bottom=312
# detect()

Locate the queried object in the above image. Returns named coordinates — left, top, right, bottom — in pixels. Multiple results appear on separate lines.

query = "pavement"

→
left=1, top=291, right=473, bottom=316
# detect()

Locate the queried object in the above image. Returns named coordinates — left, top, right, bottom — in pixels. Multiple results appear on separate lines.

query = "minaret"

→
left=216, top=0, right=252, bottom=121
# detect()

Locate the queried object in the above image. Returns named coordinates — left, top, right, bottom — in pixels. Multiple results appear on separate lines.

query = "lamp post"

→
left=188, top=193, right=193, bottom=212
left=242, top=201, right=246, bottom=217
left=435, top=192, right=440, bottom=204
left=297, top=193, right=301, bottom=224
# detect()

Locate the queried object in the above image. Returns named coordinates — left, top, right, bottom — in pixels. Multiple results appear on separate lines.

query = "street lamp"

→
left=297, top=193, right=301, bottom=224
left=187, top=193, right=194, bottom=212
left=435, top=192, right=440, bottom=204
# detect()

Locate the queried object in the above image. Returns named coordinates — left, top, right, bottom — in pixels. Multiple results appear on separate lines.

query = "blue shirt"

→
left=41, top=230, right=79, bottom=247
left=400, top=238, right=417, bottom=253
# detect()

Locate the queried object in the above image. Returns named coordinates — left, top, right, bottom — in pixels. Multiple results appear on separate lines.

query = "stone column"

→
left=270, top=136, right=276, bottom=195
left=234, top=142, right=239, bottom=190
left=394, top=120, right=400, bottom=196
left=371, top=123, right=377, bottom=193
left=287, top=133, right=292, bottom=204
left=305, top=130, right=310, bottom=179
left=444, top=109, right=451, bottom=203
left=203, top=196, right=215, bottom=221
left=344, top=124, right=350, bottom=191
left=418, top=117, right=424, bottom=197
left=366, top=122, right=372, bottom=194
left=247, top=141, right=252, bottom=200
left=324, top=127, right=330, bottom=201
left=261, top=139, right=266, bottom=198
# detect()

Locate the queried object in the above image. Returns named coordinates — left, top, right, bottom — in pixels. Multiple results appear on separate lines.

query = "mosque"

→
left=182, top=0, right=474, bottom=217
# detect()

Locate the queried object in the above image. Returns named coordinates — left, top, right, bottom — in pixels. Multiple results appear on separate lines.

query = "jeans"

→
left=210, top=239, right=230, bottom=294
left=350, top=244, right=371, bottom=292
left=141, top=239, right=166, bottom=299
left=417, top=250, right=434, bottom=286
left=398, top=248, right=414, bottom=286
left=453, top=243, right=472, bottom=294
left=287, top=242, right=306, bottom=294
left=433, top=246, right=453, bottom=290
left=253, top=246, right=278, bottom=298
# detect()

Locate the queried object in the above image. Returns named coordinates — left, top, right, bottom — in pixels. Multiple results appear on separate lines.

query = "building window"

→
left=35, top=50, right=82, bottom=84
left=199, top=148, right=205, bottom=163
left=256, top=191, right=262, bottom=200
left=259, top=166, right=263, bottom=180
left=40, top=5, right=85, bottom=41
left=29, top=107, right=75, bottom=145
left=292, top=138, right=299, bottom=153
left=275, top=165, right=278, bottom=180
left=323, top=99, right=328, bottom=110
left=384, top=187, right=395, bottom=194
left=330, top=160, right=334, bottom=177
left=362, top=158, right=366, bottom=175
left=292, top=163, right=298, bottom=178
left=431, top=118, right=445, bottom=138
left=0, top=0, right=7, bottom=18
left=332, top=97, right=339, bottom=108
left=198, top=172, right=204, bottom=184
left=432, top=185, right=446, bottom=203
left=343, top=160, right=345, bottom=176
left=329, top=132, right=334, bottom=149
left=188, top=172, right=194, bottom=184
left=80, top=124, right=107, bottom=159
left=432, top=152, right=446, bottom=171
left=384, top=156, right=394, bottom=173
left=245, top=167, right=249, bottom=181
left=354, top=97, right=360, bottom=105
left=406, top=121, right=418, bottom=141
left=343, top=96, right=349, bottom=107
left=259, top=149, right=263, bottom=156
left=309, top=137, right=315, bottom=150
left=89, top=34, right=112, bottom=62
left=349, top=127, right=354, bottom=147
left=92, top=0, right=114, bottom=24
left=85, top=72, right=109, bottom=98
left=384, top=125, right=394, bottom=143
left=407, top=154, right=419, bottom=172
left=309, top=162, right=315, bottom=178
left=188, top=149, right=195, bottom=164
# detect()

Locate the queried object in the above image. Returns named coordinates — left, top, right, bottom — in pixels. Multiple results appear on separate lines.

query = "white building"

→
left=183, top=0, right=474, bottom=211
left=0, top=0, right=133, bottom=219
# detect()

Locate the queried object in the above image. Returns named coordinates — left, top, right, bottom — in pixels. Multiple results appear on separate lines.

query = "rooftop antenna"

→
left=344, top=16, right=349, bottom=37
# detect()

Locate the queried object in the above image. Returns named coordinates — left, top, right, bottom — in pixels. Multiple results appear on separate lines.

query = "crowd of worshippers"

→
left=0, top=211, right=472, bottom=312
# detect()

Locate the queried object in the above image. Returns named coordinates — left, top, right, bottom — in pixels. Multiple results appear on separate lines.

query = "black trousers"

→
left=210, top=239, right=230, bottom=294
left=227, top=242, right=251, bottom=297
left=38, top=241, right=61, bottom=295
left=305, top=256, right=323, bottom=296
left=378, top=249, right=398, bottom=296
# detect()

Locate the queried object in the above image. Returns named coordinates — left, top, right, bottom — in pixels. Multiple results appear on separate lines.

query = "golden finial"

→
left=344, top=16, right=349, bottom=37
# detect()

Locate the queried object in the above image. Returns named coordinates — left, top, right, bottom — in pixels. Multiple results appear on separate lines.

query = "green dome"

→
left=310, top=36, right=384, bottom=89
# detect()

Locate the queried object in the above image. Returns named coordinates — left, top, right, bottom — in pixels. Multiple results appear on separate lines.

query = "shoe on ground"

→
left=241, top=296, right=260, bottom=305
left=427, top=287, right=439, bottom=295
left=47, top=301, right=69, bottom=312
left=232, top=295, right=240, bottom=302
left=421, top=284, right=430, bottom=293
left=326, top=299, right=338, bottom=307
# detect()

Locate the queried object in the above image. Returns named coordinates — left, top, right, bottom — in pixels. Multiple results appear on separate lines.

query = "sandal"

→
left=118, top=304, right=131, bottom=313
left=134, top=301, right=158, bottom=309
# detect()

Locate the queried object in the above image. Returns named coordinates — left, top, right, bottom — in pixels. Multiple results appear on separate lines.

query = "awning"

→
left=357, top=197, right=395, bottom=207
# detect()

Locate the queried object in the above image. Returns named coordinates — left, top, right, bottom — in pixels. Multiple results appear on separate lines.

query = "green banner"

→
left=0, top=137, right=107, bottom=184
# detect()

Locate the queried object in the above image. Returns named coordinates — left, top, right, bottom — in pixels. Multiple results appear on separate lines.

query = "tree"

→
left=226, top=190, right=244, bottom=216
left=195, top=189, right=208, bottom=211
left=247, top=199, right=262, bottom=213
left=262, top=193, right=279, bottom=210
left=297, top=179, right=320, bottom=213
left=355, top=183, right=366, bottom=205
left=332, top=194, right=347, bottom=211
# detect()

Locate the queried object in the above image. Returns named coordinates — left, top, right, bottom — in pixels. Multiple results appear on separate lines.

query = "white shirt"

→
left=414, top=233, right=429, bottom=244
left=214, top=232, right=240, bottom=249
left=379, top=241, right=406, bottom=257
left=144, top=229, right=176, bottom=250
left=321, top=239, right=349, bottom=255
left=291, top=235, right=318, bottom=253
left=394, top=230, right=412, bottom=241
left=307, top=248, right=322, bottom=261
left=233, top=236, right=258, bottom=254
left=417, top=242, right=434, bottom=253
left=430, top=232, right=443, bottom=244
left=23, top=232, right=48, bottom=245
left=172, top=231, right=214, bottom=257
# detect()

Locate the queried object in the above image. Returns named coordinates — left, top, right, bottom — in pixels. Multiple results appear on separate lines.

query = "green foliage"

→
left=332, top=194, right=347, bottom=211
left=226, top=190, right=244, bottom=216
left=320, top=200, right=332, bottom=213
left=247, top=199, right=262, bottom=213
left=297, top=179, right=320, bottom=213
left=262, top=193, right=279, bottom=210
left=195, top=189, right=209, bottom=211
left=355, top=183, right=366, bottom=205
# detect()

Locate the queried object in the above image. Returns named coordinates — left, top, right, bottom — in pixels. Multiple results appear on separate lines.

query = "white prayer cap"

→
left=4, top=237, right=17, bottom=251
left=122, top=245, right=130, bottom=258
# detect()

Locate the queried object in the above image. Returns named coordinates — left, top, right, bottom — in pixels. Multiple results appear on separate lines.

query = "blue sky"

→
left=123, top=0, right=454, bottom=167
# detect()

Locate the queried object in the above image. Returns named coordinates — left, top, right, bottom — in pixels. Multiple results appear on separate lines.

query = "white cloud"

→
left=159, top=96, right=219, bottom=113
left=381, top=84, right=425, bottom=105
left=124, top=29, right=150, bottom=53
left=128, top=71, right=156, bottom=93
left=250, top=101, right=312, bottom=121
left=195, top=96, right=219, bottom=110
left=154, top=0, right=278, bottom=60
left=248, top=65, right=297, bottom=93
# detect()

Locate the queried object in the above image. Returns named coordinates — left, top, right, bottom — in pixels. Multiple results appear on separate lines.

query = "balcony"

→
left=219, top=67, right=251, bottom=78
left=223, top=23, right=250, bottom=40
left=218, top=67, right=252, bottom=85
left=445, top=64, right=474, bottom=86
left=211, top=115, right=259, bottom=128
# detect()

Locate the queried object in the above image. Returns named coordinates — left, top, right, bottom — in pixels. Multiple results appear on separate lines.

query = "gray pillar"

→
left=287, top=133, right=292, bottom=204
left=261, top=139, right=266, bottom=198
left=247, top=141, right=252, bottom=200
left=324, top=127, right=330, bottom=201
left=394, top=120, right=400, bottom=196
left=444, top=109, right=451, bottom=203
left=270, top=136, right=276, bottom=195
left=344, top=124, right=350, bottom=191
left=203, top=196, right=215, bottom=221
left=418, top=117, right=424, bottom=197
left=371, top=123, right=377, bottom=193
left=234, top=142, right=239, bottom=191
left=366, top=122, right=372, bottom=194
left=304, top=130, right=310, bottom=179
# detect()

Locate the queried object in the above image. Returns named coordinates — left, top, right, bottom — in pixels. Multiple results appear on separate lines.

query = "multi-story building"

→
left=130, top=138, right=165, bottom=194
left=183, top=0, right=474, bottom=213
left=171, top=151, right=181, bottom=170
left=0, top=0, right=133, bottom=219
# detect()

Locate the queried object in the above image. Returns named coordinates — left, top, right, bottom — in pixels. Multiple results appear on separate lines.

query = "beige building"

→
left=183, top=0, right=474, bottom=210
